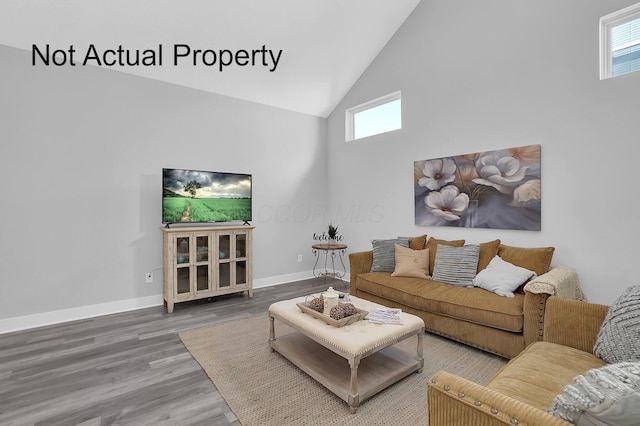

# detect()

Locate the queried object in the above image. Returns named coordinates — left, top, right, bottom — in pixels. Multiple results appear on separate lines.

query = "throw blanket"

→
left=524, top=266, right=587, bottom=301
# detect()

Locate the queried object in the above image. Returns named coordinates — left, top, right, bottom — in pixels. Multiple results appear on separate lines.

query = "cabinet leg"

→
left=167, top=302, right=174, bottom=313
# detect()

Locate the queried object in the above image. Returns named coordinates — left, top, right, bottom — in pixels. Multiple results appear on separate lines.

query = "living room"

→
left=2, top=0, right=640, bottom=424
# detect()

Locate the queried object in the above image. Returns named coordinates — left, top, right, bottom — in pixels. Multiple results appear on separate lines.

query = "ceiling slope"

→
left=0, top=0, right=421, bottom=117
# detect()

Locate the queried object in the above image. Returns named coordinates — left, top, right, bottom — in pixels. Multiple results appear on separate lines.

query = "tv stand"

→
left=161, top=225, right=254, bottom=313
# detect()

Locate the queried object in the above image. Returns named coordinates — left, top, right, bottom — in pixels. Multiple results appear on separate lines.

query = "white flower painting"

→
left=414, top=144, right=541, bottom=230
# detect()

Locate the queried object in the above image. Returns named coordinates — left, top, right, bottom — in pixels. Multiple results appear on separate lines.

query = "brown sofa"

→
left=427, top=297, right=609, bottom=425
left=349, top=237, right=582, bottom=359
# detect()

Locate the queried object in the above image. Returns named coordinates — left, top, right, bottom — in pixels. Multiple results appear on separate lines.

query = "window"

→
left=345, top=91, right=401, bottom=141
left=600, top=2, right=640, bottom=79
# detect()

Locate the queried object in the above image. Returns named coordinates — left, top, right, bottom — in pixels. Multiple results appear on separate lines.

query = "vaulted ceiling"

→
left=1, top=0, right=421, bottom=117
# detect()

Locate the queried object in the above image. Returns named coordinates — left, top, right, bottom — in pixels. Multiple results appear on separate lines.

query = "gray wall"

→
left=1, top=44, right=327, bottom=324
left=326, top=0, right=640, bottom=305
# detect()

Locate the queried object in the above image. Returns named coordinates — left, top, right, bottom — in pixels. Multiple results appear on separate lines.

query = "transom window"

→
left=345, top=91, right=402, bottom=141
left=600, top=2, right=640, bottom=79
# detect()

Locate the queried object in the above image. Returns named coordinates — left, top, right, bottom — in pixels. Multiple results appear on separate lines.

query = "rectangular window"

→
left=345, top=91, right=401, bottom=141
left=600, top=2, right=640, bottom=79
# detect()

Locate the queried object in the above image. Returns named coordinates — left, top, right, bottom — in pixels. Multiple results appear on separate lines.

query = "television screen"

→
left=162, top=168, right=252, bottom=224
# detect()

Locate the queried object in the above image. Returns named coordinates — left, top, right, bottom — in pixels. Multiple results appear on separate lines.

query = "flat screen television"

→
left=162, top=168, right=252, bottom=225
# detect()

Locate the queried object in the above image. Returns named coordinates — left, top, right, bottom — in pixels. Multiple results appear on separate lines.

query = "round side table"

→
left=312, top=243, right=347, bottom=281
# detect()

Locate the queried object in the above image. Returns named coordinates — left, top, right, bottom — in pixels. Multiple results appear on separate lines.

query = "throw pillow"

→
left=370, top=238, right=409, bottom=272
left=432, top=244, right=480, bottom=287
left=497, top=244, right=555, bottom=276
left=593, top=285, right=640, bottom=364
left=472, top=255, right=536, bottom=298
left=477, top=239, right=501, bottom=272
left=425, top=237, right=465, bottom=275
left=404, top=234, right=427, bottom=250
left=548, top=361, right=640, bottom=425
left=391, top=244, right=430, bottom=279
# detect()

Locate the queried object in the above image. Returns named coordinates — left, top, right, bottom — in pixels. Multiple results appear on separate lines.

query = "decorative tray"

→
left=297, top=301, right=368, bottom=328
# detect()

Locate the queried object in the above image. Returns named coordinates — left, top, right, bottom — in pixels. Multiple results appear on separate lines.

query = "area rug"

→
left=179, top=314, right=507, bottom=426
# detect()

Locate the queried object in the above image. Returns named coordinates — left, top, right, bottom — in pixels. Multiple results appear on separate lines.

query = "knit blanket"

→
left=523, top=265, right=586, bottom=301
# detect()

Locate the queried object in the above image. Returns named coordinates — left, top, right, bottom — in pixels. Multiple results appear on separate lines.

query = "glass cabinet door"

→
left=218, top=234, right=230, bottom=261
left=236, top=233, right=246, bottom=258
left=195, top=235, right=210, bottom=293
left=176, top=268, right=190, bottom=295
left=218, top=233, right=231, bottom=289
left=176, top=237, right=190, bottom=264
left=174, top=233, right=213, bottom=297
left=196, top=236, right=209, bottom=262
left=175, top=235, right=191, bottom=296
left=236, top=261, right=247, bottom=285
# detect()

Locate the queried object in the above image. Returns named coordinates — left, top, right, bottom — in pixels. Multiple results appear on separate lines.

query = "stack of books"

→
left=364, top=308, right=403, bottom=325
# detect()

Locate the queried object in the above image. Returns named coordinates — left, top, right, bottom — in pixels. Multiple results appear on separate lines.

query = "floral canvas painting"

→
left=414, top=144, right=541, bottom=230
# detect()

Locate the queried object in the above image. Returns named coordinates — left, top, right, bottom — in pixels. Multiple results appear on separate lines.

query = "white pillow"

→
left=472, top=255, right=536, bottom=297
left=548, top=361, right=640, bottom=426
left=577, top=390, right=640, bottom=426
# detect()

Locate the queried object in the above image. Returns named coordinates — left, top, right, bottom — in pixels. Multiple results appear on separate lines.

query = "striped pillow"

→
left=432, top=244, right=480, bottom=287
left=371, top=238, right=409, bottom=272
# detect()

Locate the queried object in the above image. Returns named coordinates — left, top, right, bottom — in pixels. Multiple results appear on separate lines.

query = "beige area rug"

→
left=179, top=314, right=507, bottom=426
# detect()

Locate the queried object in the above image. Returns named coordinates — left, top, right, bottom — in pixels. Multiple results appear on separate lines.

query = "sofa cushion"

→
left=355, top=272, right=525, bottom=332
left=472, top=255, right=536, bottom=298
left=370, top=238, right=409, bottom=272
left=403, top=234, right=427, bottom=250
left=497, top=244, right=555, bottom=276
left=485, top=341, right=606, bottom=412
left=594, top=285, right=640, bottom=364
left=548, top=361, right=640, bottom=425
left=426, top=237, right=465, bottom=275
left=477, top=239, right=501, bottom=272
left=391, top=244, right=430, bottom=279
left=432, top=244, right=480, bottom=287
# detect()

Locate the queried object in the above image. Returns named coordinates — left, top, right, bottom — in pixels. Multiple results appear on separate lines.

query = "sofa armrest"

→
left=522, top=266, right=587, bottom=347
left=348, top=251, right=373, bottom=297
left=427, top=371, right=569, bottom=426
left=524, top=266, right=586, bottom=300
left=543, top=297, right=609, bottom=353
left=522, top=291, right=549, bottom=347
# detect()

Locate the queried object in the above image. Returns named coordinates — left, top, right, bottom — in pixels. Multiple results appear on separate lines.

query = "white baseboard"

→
left=0, top=295, right=164, bottom=335
left=0, top=270, right=328, bottom=335
left=253, top=270, right=315, bottom=288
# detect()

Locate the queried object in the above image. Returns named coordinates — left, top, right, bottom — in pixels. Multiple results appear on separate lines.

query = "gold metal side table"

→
left=312, top=243, right=347, bottom=281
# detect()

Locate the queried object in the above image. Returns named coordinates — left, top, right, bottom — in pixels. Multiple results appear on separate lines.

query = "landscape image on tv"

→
left=162, top=168, right=252, bottom=224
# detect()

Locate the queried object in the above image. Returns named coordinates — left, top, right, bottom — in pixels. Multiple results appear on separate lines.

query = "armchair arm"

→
left=522, top=291, right=549, bottom=347
left=522, top=266, right=586, bottom=347
left=348, top=251, right=372, bottom=297
left=524, top=266, right=585, bottom=300
left=543, top=297, right=609, bottom=353
left=428, top=371, right=569, bottom=426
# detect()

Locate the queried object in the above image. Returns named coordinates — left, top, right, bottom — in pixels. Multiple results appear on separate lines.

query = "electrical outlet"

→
left=297, top=254, right=303, bottom=263
left=145, top=272, right=153, bottom=283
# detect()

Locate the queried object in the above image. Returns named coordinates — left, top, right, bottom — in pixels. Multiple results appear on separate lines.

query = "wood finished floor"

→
left=0, top=278, right=346, bottom=426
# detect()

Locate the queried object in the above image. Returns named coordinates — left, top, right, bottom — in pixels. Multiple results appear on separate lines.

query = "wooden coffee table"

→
left=268, top=295, right=425, bottom=413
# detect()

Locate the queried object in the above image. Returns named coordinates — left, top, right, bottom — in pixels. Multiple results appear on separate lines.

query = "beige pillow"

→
left=391, top=244, right=430, bottom=279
